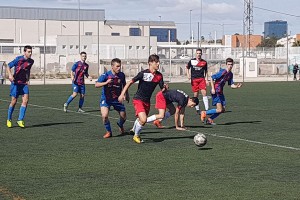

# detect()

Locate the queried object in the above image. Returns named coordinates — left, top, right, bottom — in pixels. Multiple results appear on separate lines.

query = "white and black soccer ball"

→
left=194, top=133, right=207, bottom=147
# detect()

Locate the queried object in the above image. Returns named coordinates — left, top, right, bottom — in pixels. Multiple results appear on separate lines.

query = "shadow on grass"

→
left=197, top=147, right=213, bottom=150
left=83, top=109, right=99, bottom=113
left=143, top=135, right=194, bottom=143
left=27, top=121, right=84, bottom=128
left=218, top=120, right=262, bottom=126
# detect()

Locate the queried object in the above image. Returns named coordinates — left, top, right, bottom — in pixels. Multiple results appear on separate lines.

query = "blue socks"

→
left=66, top=95, right=74, bottom=105
left=79, top=98, right=84, bottom=108
left=104, top=120, right=112, bottom=133
left=7, top=106, right=15, bottom=120
left=18, top=106, right=27, bottom=121
left=210, top=113, right=220, bottom=120
left=117, top=118, right=126, bottom=128
left=206, top=109, right=217, bottom=115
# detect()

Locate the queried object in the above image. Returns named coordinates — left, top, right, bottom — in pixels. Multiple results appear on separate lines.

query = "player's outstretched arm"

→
left=231, top=83, right=242, bottom=89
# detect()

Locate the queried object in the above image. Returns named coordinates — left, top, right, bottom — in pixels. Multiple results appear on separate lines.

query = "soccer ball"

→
left=194, top=133, right=207, bottom=147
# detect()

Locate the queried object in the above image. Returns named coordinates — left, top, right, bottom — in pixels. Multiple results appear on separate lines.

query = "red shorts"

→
left=155, top=91, right=167, bottom=110
left=191, top=78, right=206, bottom=92
left=133, top=99, right=150, bottom=116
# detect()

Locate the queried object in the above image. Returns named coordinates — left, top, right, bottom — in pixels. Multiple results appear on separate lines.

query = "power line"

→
left=254, top=6, right=300, bottom=18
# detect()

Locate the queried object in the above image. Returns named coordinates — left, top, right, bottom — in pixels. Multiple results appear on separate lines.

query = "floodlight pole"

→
left=78, top=0, right=81, bottom=54
left=43, top=19, right=46, bottom=85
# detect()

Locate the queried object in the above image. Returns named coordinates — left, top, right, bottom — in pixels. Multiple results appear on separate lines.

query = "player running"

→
left=147, top=89, right=199, bottom=130
left=200, top=58, right=242, bottom=125
left=5, top=45, right=34, bottom=128
left=63, top=52, right=92, bottom=113
left=118, top=54, right=166, bottom=144
left=186, top=48, right=209, bottom=113
left=95, top=58, right=128, bottom=138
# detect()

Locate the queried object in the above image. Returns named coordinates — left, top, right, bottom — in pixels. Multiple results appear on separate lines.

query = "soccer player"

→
left=200, top=58, right=242, bottom=125
left=95, top=58, right=128, bottom=138
left=147, top=89, right=199, bottom=130
left=63, top=52, right=92, bottom=113
left=186, top=48, right=209, bottom=113
left=5, top=45, right=34, bottom=128
left=118, top=54, right=166, bottom=144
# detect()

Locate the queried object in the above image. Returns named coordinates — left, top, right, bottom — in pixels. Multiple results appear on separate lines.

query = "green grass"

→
left=0, top=82, right=300, bottom=200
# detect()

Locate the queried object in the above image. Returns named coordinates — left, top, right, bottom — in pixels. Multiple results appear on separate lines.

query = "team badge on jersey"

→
left=191, top=60, right=198, bottom=66
left=143, top=73, right=154, bottom=82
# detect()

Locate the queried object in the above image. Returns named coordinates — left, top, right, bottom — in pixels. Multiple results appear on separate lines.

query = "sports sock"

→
left=7, top=106, right=15, bottom=120
left=104, top=120, right=112, bottom=133
left=203, top=96, right=209, bottom=110
left=18, top=106, right=27, bottom=121
left=79, top=98, right=84, bottom=108
left=210, top=113, right=220, bottom=120
left=195, top=105, right=200, bottom=112
left=117, top=117, right=126, bottom=128
left=66, top=95, right=74, bottom=105
left=147, top=115, right=156, bottom=123
left=134, top=121, right=143, bottom=136
left=132, top=118, right=139, bottom=130
left=161, top=111, right=171, bottom=122
left=206, top=109, right=217, bottom=115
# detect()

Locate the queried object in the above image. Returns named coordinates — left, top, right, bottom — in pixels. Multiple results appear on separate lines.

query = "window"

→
left=0, top=39, right=14, bottom=54
left=70, top=45, right=74, bottom=49
left=40, top=46, right=56, bottom=54
left=83, top=45, right=88, bottom=49
left=142, top=46, right=146, bottom=50
left=129, top=46, right=133, bottom=50
left=62, top=45, right=66, bottom=49
left=85, top=32, right=92, bottom=36
left=111, top=33, right=120, bottom=36
left=129, top=28, right=141, bottom=36
left=136, top=46, right=140, bottom=50
left=150, top=28, right=177, bottom=42
left=75, top=45, right=79, bottom=49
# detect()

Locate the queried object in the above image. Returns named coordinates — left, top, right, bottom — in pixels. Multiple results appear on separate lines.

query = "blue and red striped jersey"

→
left=8, top=55, right=34, bottom=85
left=72, top=61, right=89, bottom=85
left=211, top=68, right=234, bottom=94
left=97, top=70, right=126, bottom=101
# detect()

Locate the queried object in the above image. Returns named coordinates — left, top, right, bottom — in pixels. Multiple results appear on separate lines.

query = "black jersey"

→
left=186, top=58, right=207, bottom=79
left=131, top=69, right=164, bottom=102
left=163, top=89, right=189, bottom=110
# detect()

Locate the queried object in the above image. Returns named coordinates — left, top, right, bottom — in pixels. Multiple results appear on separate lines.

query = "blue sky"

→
left=1, top=0, right=299, bottom=41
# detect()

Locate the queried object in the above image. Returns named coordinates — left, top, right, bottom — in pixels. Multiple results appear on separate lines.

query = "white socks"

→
left=203, top=96, right=209, bottom=110
left=146, top=115, right=157, bottom=123
left=134, top=121, right=143, bottom=136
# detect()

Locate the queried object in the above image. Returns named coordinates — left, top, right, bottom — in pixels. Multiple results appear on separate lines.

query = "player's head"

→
left=148, top=54, right=160, bottom=72
left=196, top=48, right=202, bottom=59
left=187, top=97, right=199, bottom=108
left=80, top=51, right=87, bottom=62
left=226, top=57, right=234, bottom=71
left=23, top=45, right=32, bottom=59
left=111, top=58, right=121, bottom=74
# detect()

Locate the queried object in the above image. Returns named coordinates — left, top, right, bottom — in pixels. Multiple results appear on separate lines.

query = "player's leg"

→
left=192, top=79, right=201, bottom=114
left=64, top=83, right=79, bottom=112
left=101, top=106, right=112, bottom=138
left=133, top=111, right=147, bottom=143
left=114, top=102, right=126, bottom=134
left=201, top=89, right=209, bottom=111
left=17, top=91, right=29, bottom=128
left=78, top=85, right=85, bottom=112
left=7, top=83, right=18, bottom=127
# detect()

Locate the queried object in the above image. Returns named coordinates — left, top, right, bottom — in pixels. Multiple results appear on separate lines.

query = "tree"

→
left=256, top=36, right=279, bottom=47
left=292, top=40, right=300, bottom=47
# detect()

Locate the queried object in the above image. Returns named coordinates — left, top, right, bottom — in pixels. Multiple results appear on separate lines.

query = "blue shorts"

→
left=100, top=99, right=126, bottom=112
left=10, top=83, right=29, bottom=98
left=212, top=94, right=226, bottom=106
left=72, top=83, right=85, bottom=94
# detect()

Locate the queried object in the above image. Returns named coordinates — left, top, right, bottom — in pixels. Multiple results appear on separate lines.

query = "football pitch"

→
left=0, top=82, right=299, bottom=200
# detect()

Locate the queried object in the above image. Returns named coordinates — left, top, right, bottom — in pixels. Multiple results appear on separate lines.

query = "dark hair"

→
left=148, top=54, right=160, bottom=63
left=191, top=97, right=199, bottom=106
left=111, top=58, right=121, bottom=66
left=196, top=48, right=202, bottom=53
left=226, top=58, right=234, bottom=64
left=80, top=51, right=87, bottom=55
left=24, top=45, right=32, bottom=52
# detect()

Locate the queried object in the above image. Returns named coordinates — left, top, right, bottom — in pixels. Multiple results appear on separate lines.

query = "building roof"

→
left=0, top=6, right=105, bottom=21
left=105, top=20, right=176, bottom=27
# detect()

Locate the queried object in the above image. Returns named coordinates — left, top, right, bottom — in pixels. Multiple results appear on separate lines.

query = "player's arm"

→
left=210, top=78, right=215, bottom=94
left=230, top=83, right=242, bottom=89
left=174, top=107, right=186, bottom=131
left=95, top=74, right=112, bottom=88
left=85, top=65, right=92, bottom=81
left=179, top=107, right=186, bottom=129
left=71, top=62, right=77, bottom=81
left=186, top=62, right=191, bottom=80
left=4, top=61, right=14, bottom=82
left=118, top=81, right=134, bottom=103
